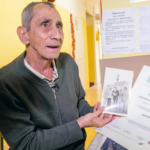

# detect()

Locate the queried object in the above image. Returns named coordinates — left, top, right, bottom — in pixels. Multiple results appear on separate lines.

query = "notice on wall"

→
left=130, top=0, right=149, bottom=2
left=102, top=8, right=136, bottom=55
left=138, top=5, right=150, bottom=53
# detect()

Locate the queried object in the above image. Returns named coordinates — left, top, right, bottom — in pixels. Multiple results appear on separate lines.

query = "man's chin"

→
left=44, top=54, right=60, bottom=60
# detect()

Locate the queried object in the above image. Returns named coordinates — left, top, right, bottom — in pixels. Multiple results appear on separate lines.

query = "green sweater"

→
left=0, top=52, right=93, bottom=150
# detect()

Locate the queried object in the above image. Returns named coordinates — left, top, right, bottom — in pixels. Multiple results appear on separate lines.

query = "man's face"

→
left=27, top=4, right=64, bottom=60
left=124, top=87, right=127, bottom=91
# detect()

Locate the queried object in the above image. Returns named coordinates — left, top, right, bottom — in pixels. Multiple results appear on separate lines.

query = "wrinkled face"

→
left=27, top=4, right=64, bottom=60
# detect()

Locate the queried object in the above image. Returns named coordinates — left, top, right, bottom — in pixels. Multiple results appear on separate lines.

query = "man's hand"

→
left=93, top=102, right=119, bottom=121
left=77, top=106, right=112, bottom=128
left=93, top=102, right=101, bottom=112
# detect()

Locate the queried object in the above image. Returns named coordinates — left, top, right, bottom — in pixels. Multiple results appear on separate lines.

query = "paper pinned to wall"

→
left=102, top=7, right=136, bottom=55
left=130, top=0, right=149, bottom=3
left=138, top=5, right=150, bottom=53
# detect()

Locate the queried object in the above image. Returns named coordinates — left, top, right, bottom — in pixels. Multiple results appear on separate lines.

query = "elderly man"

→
left=0, top=2, right=112, bottom=150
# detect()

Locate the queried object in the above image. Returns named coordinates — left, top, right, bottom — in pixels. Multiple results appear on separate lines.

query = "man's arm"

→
left=73, top=61, right=93, bottom=116
left=72, top=61, right=112, bottom=128
left=0, top=89, right=84, bottom=150
left=0, top=89, right=112, bottom=150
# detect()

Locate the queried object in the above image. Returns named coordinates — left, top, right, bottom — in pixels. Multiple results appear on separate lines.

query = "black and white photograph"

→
left=100, top=137, right=128, bottom=150
left=101, top=67, right=133, bottom=116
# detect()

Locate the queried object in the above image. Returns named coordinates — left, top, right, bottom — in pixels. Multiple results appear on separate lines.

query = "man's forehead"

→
left=32, top=4, right=61, bottom=21
left=34, top=3, right=52, bottom=11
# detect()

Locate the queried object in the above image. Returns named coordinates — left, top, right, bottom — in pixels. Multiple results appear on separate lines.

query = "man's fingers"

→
left=93, top=104, right=97, bottom=112
left=112, top=116, right=116, bottom=120
left=99, top=112, right=104, bottom=119
left=93, top=106, right=105, bottom=117
left=113, top=115, right=123, bottom=117
left=97, top=102, right=101, bottom=109
left=93, top=102, right=101, bottom=112
left=111, top=115, right=122, bottom=120
left=104, top=114, right=113, bottom=123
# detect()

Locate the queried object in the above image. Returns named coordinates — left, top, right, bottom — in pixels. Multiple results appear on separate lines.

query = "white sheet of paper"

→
left=87, top=133, right=106, bottom=150
left=102, top=7, right=136, bottom=54
left=138, top=5, right=150, bottom=53
left=130, top=0, right=149, bottom=2
left=128, top=65, right=150, bottom=123
left=95, top=117, right=150, bottom=150
left=95, top=65, right=150, bottom=150
left=101, top=67, right=133, bottom=116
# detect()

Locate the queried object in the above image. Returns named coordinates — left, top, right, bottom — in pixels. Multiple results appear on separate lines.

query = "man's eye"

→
left=42, top=23, right=48, bottom=27
left=57, top=24, right=62, bottom=29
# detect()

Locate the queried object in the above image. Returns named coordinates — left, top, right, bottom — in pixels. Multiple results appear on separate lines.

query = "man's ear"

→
left=17, top=26, right=29, bottom=45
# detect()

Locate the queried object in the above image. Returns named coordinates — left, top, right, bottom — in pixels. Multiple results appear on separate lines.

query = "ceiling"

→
left=86, top=0, right=100, bottom=15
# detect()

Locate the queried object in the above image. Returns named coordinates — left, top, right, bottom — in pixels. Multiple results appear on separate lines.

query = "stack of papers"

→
left=95, top=66, right=150, bottom=150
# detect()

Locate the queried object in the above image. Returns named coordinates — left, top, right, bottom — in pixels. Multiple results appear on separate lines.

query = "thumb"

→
left=93, top=106, right=105, bottom=117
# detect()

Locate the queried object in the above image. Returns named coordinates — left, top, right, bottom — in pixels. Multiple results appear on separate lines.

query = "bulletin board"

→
left=100, top=54, right=150, bottom=88
left=101, top=0, right=150, bottom=59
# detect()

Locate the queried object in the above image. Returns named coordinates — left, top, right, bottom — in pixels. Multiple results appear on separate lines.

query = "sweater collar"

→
left=16, top=51, right=61, bottom=87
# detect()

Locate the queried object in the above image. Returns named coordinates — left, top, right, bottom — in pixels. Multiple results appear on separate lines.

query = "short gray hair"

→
left=22, top=2, right=55, bottom=31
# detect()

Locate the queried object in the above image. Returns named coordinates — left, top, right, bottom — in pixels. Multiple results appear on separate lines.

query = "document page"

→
left=102, top=7, right=136, bottom=54
left=95, top=66, right=150, bottom=150
left=95, top=117, right=150, bottom=150
left=87, top=133, right=106, bottom=150
left=129, top=66, right=150, bottom=123
left=138, top=5, right=150, bottom=53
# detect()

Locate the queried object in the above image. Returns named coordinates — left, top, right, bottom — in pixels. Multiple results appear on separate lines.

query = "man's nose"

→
left=49, top=26, right=62, bottom=40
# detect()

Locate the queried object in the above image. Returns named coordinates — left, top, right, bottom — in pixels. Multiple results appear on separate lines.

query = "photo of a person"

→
left=101, top=67, right=133, bottom=116
left=112, top=87, right=119, bottom=105
left=100, top=138, right=128, bottom=150
left=122, top=87, right=128, bottom=113
left=118, top=89, right=123, bottom=110
left=107, top=87, right=112, bottom=107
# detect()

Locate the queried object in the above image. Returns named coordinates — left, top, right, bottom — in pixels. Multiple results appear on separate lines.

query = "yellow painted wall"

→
left=83, top=19, right=90, bottom=89
left=0, top=0, right=42, bottom=68
left=0, top=0, right=28, bottom=68
left=101, top=0, right=150, bottom=59
left=87, top=26, right=95, bottom=83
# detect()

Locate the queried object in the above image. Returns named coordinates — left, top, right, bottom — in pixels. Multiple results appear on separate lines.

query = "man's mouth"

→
left=47, top=45, right=60, bottom=49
